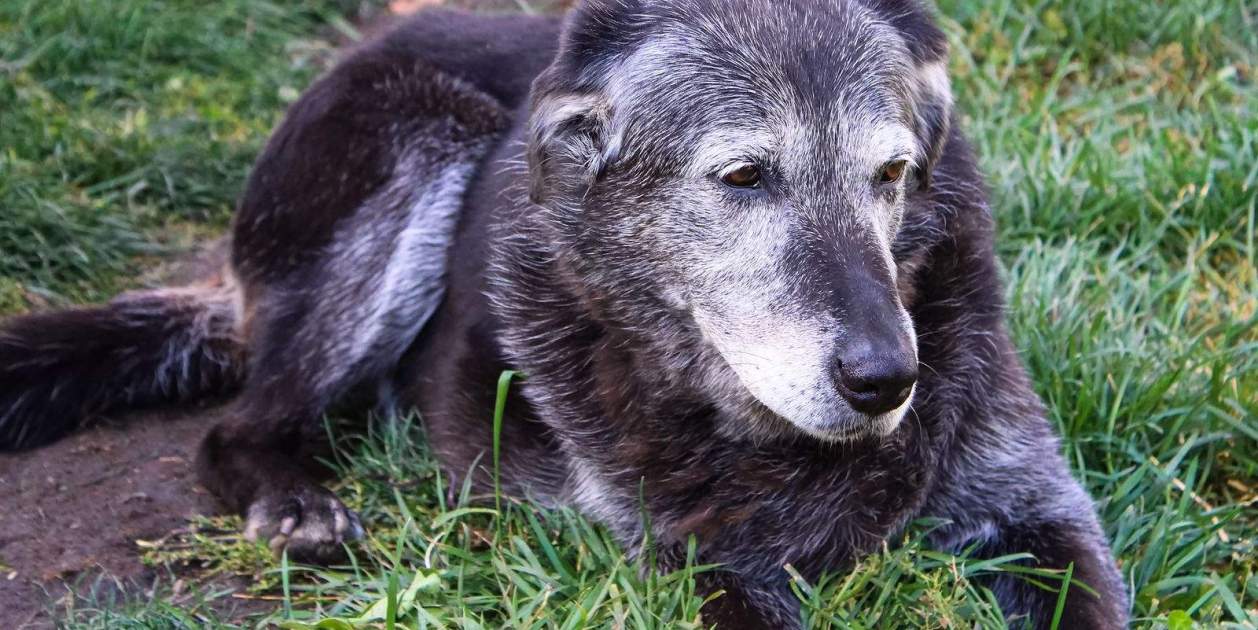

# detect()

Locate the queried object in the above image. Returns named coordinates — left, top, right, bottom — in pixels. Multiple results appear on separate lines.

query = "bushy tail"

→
left=0, top=281, right=245, bottom=451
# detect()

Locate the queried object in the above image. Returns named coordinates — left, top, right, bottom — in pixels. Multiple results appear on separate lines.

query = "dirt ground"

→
left=0, top=407, right=275, bottom=628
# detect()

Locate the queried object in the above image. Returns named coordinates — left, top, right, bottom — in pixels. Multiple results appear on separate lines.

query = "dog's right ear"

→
left=526, top=0, right=647, bottom=206
left=525, top=81, right=617, bottom=206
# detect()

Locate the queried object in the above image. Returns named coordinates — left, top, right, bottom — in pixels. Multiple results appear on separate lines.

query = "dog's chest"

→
left=531, top=347, right=938, bottom=575
left=620, top=411, right=936, bottom=572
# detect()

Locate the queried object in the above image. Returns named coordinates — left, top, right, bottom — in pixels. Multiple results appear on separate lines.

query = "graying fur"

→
left=0, top=4, right=1127, bottom=627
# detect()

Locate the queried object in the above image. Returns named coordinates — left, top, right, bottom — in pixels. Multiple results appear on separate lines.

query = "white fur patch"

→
left=310, top=158, right=473, bottom=392
left=914, top=60, right=953, bottom=109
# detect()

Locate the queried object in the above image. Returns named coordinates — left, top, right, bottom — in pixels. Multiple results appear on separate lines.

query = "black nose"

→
left=834, top=349, right=918, bottom=416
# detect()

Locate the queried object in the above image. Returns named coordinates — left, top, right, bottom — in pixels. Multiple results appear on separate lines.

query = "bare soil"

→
left=0, top=407, right=273, bottom=628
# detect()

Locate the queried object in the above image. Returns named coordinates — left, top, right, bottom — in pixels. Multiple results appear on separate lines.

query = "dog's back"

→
left=0, top=10, right=559, bottom=451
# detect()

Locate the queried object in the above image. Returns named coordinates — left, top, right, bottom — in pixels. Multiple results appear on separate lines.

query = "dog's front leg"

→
left=197, top=385, right=364, bottom=564
left=978, top=513, right=1129, bottom=630
left=929, top=464, right=1128, bottom=627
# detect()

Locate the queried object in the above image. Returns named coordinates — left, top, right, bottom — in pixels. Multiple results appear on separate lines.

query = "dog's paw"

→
left=243, top=484, right=364, bottom=564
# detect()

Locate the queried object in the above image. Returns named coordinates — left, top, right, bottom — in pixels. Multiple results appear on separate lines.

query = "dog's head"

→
left=527, top=0, right=952, bottom=440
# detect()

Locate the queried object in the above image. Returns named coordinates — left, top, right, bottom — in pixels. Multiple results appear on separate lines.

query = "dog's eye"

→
left=878, top=160, right=907, bottom=184
left=721, top=164, right=762, bottom=189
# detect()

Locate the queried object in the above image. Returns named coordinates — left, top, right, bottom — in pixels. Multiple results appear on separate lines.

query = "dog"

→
left=0, top=1, right=1129, bottom=627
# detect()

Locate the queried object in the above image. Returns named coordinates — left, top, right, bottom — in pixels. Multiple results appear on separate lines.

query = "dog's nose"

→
left=834, top=349, right=918, bottom=416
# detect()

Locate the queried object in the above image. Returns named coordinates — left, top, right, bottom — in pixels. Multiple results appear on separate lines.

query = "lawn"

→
left=1, top=0, right=1255, bottom=628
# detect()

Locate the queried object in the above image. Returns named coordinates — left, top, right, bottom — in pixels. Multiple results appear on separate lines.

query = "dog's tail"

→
left=0, top=279, right=245, bottom=451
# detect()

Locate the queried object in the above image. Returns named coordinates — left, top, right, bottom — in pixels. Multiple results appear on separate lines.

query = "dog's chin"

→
left=781, top=403, right=909, bottom=443
left=719, top=375, right=914, bottom=443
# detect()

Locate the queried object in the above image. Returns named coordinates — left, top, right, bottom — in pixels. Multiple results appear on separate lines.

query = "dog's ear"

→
left=907, top=58, right=953, bottom=191
left=870, top=0, right=954, bottom=191
left=526, top=0, right=646, bottom=205
left=525, top=82, right=617, bottom=206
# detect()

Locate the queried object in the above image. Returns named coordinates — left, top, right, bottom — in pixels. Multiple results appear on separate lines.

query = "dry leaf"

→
left=389, top=0, right=443, bottom=15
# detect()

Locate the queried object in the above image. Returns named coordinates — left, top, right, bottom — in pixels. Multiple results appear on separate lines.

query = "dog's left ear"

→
left=872, top=0, right=954, bottom=191
left=907, top=58, right=953, bottom=191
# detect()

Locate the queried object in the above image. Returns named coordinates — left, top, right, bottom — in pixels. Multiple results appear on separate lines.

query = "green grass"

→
left=2, top=0, right=1255, bottom=627
left=0, top=0, right=373, bottom=309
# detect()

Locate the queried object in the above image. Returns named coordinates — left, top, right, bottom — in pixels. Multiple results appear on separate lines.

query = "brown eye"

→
left=721, top=164, right=762, bottom=189
left=879, top=160, right=907, bottom=184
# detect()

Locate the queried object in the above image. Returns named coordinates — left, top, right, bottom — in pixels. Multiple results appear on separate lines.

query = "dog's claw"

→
left=244, top=485, right=364, bottom=564
left=268, top=532, right=290, bottom=560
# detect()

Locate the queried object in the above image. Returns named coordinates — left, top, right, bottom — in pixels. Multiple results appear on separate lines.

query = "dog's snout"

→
left=833, top=345, right=917, bottom=416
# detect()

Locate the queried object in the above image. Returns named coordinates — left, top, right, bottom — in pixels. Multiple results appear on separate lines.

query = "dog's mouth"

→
left=732, top=379, right=914, bottom=444
left=792, top=420, right=872, bottom=443
left=787, top=402, right=911, bottom=443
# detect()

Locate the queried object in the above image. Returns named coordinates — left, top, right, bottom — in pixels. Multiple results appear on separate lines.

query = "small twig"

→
left=1148, top=456, right=1230, bottom=543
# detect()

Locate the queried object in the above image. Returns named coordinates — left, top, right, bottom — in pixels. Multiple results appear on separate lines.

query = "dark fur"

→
left=0, top=282, right=241, bottom=448
left=0, top=2, right=1128, bottom=627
